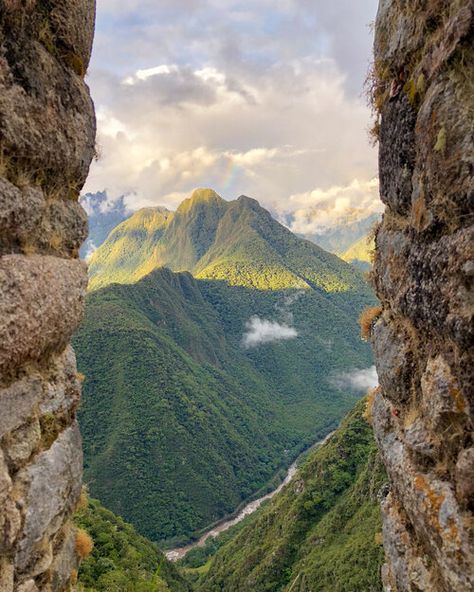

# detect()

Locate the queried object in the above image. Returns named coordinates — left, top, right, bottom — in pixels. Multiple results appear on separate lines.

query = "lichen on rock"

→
left=371, top=1, right=474, bottom=590
left=0, top=1, right=96, bottom=590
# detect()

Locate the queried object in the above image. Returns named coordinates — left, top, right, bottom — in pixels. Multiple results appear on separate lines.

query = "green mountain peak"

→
left=88, top=189, right=368, bottom=293
left=177, top=188, right=225, bottom=213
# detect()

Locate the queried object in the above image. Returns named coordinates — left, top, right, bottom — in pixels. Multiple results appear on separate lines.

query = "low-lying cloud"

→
left=331, top=365, right=378, bottom=391
left=242, top=317, right=298, bottom=348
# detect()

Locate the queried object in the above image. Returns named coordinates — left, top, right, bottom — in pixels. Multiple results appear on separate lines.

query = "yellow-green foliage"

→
left=88, top=190, right=368, bottom=294
left=359, top=306, right=383, bottom=341
left=75, top=498, right=190, bottom=592
left=340, top=235, right=375, bottom=268
left=75, top=528, right=94, bottom=560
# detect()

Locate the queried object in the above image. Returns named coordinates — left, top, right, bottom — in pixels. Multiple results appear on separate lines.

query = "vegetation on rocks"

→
left=75, top=498, right=191, bottom=592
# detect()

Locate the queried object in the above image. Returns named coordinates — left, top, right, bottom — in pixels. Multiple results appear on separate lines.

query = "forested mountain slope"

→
left=75, top=189, right=376, bottom=545
left=340, top=234, right=375, bottom=270
left=75, top=497, right=191, bottom=592
left=88, top=189, right=370, bottom=295
left=196, top=398, right=386, bottom=592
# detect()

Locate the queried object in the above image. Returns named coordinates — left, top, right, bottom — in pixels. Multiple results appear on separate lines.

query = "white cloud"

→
left=331, top=366, right=379, bottom=392
left=123, top=64, right=179, bottom=85
left=242, top=317, right=298, bottom=348
left=83, top=1, right=380, bottom=225
left=282, top=178, right=382, bottom=235
left=83, top=239, right=98, bottom=261
left=84, top=59, right=378, bottom=217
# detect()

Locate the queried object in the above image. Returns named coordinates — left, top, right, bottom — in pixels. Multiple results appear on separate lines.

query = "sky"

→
left=84, top=0, right=382, bottom=231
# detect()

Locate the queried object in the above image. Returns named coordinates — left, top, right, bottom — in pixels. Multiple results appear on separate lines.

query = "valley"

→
left=74, top=188, right=376, bottom=547
left=165, top=431, right=335, bottom=562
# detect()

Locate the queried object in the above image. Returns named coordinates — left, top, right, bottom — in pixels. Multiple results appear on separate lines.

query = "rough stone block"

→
left=15, top=424, right=83, bottom=572
left=0, top=376, right=42, bottom=438
left=372, top=318, right=415, bottom=405
left=455, top=447, right=474, bottom=506
left=379, top=94, right=417, bottom=215
left=0, top=255, right=87, bottom=376
left=0, top=179, right=44, bottom=252
left=39, top=346, right=81, bottom=416
left=49, top=526, right=79, bottom=592
left=5, top=418, right=41, bottom=468
left=0, top=557, right=14, bottom=592
left=49, top=0, right=96, bottom=67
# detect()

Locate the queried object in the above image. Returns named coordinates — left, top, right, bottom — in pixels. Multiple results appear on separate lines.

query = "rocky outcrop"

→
left=371, top=1, right=473, bottom=591
left=0, top=1, right=95, bottom=590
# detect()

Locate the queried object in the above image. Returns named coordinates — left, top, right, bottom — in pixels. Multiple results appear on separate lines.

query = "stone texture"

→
left=0, top=255, right=87, bottom=378
left=39, top=346, right=82, bottom=417
left=0, top=557, right=14, bottom=592
left=0, top=175, right=89, bottom=257
left=15, top=424, right=83, bottom=573
left=4, top=418, right=42, bottom=468
left=49, top=528, right=79, bottom=592
left=0, top=376, right=42, bottom=438
left=17, top=581, right=39, bottom=592
left=0, top=5, right=96, bottom=193
left=455, top=447, right=474, bottom=507
left=0, top=1, right=95, bottom=589
left=372, top=1, right=474, bottom=590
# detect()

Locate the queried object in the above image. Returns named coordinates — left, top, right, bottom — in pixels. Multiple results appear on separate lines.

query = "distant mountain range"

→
left=74, top=188, right=376, bottom=544
left=292, top=212, right=379, bottom=255
left=80, top=190, right=379, bottom=270
left=340, top=233, right=375, bottom=271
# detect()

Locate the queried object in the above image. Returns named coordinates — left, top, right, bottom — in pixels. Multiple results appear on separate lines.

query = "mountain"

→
left=195, top=398, right=386, bottom=592
left=79, top=191, right=131, bottom=259
left=87, top=189, right=370, bottom=295
left=74, top=188, right=376, bottom=544
left=340, top=234, right=375, bottom=271
left=75, top=497, right=191, bottom=592
left=300, top=212, right=380, bottom=256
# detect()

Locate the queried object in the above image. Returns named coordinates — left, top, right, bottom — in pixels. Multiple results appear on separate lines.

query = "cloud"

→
left=331, top=366, right=379, bottom=392
left=280, top=178, right=383, bottom=234
left=242, top=317, right=298, bottom=348
left=83, top=239, right=98, bottom=261
left=84, top=60, right=378, bottom=215
left=83, top=1, right=380, bottom=224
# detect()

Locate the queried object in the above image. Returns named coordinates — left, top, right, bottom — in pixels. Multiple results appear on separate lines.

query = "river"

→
left=164, top=430, right=334, bottom=562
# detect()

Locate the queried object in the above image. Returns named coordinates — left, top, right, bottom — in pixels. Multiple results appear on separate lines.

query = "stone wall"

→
left=370, top=1, right=473, bottom=591
left=0, top=2, right=95, bottom=591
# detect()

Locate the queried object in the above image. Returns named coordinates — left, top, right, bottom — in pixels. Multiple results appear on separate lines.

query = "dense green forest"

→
left=75, top=498, right=191, bottom=592
left=74, top=189, right=376, bottom=544
left=195, top=398, right=386, bottom=592
left=75, top=400, right=385, bottom=592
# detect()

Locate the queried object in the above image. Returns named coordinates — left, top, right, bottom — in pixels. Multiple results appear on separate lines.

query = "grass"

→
left=75, top=528, right=94, bottom=560
left=359, top=306, right=383, bottom=341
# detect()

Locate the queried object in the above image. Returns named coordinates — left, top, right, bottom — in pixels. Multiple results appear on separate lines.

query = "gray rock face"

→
left=15, top=424, right=83, bottom=572
left=0, top=1, right=95, bottom=590
left=371, top=1, right=474, bottom=590
left=0, top=377, right=43, bottom=438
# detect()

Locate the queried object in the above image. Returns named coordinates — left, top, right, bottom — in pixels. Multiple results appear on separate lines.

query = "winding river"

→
left=165, top=431, right=334, bottom=562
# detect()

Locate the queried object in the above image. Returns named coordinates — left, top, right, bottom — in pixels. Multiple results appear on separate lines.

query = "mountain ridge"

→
left=88, top=188, right=369, bottom=294
left=75, top=189, right=377, bottom=544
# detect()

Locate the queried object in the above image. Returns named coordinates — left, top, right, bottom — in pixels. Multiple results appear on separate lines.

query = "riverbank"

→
left=165, top=430, right=335, bottom=562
